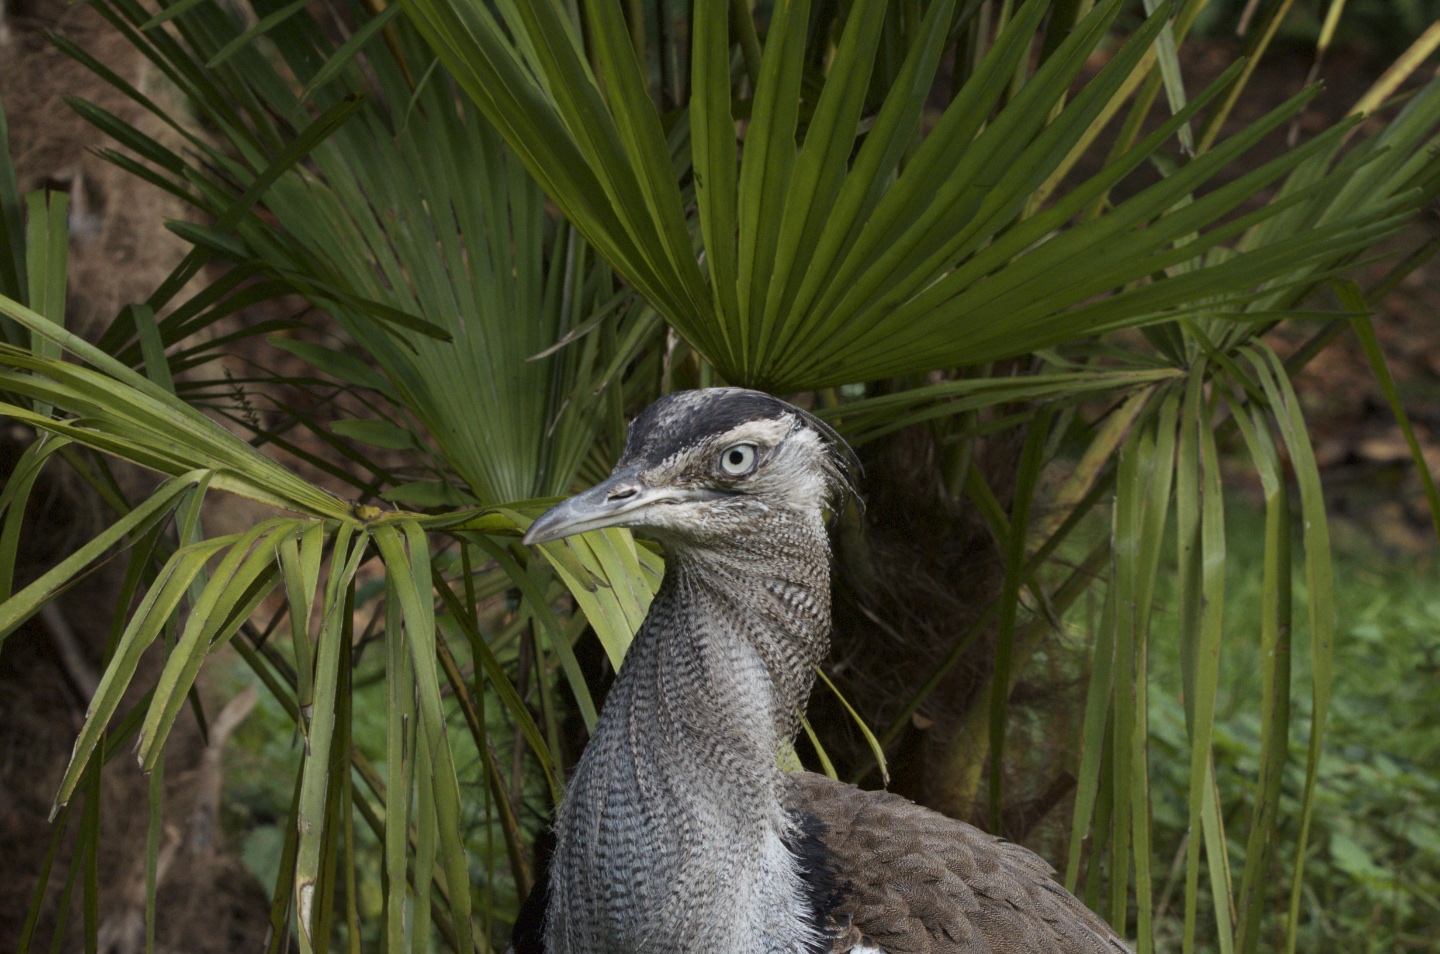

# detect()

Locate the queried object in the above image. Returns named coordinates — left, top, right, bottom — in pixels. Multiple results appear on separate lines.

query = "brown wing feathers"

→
left=785, top=773, right=1130, bottom=954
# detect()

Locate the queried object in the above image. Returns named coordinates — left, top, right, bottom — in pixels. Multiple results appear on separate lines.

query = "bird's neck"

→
left=545, top=510, right=833, bottom=953
left=652, top=517, right=833, bottom=739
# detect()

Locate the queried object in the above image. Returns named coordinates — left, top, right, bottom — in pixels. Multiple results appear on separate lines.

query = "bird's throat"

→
left=544, top=514, right=834, bottom=953
left=654, top=528, right=834, bottom=740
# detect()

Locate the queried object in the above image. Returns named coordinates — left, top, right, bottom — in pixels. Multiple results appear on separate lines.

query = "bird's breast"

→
left=544, top=683, right=824, bottom=953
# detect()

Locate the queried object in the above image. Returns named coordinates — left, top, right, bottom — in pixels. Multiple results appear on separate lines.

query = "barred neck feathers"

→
left=658, top=504, right=833, bottom=740
left=543, top=515, right=834, bottom=954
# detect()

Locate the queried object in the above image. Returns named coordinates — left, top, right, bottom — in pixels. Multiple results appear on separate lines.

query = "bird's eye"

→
left=718, top=443, right=758, bottom=477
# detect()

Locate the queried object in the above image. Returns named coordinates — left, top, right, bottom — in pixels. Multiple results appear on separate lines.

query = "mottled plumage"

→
left=518, top=388, right=1129, bottom=954
left=787, top=773, right=1128, bottom=953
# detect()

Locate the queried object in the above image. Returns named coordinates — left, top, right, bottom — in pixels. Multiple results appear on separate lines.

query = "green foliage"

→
left=1145, top=510, right=1440, bottom=951
left=1, top=0, right=1439, bottom=951
left=405, top=0, right=1424, bottom=391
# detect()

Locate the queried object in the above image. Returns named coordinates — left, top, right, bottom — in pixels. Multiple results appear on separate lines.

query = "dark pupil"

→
left=728, top=450, right=744, bottom=465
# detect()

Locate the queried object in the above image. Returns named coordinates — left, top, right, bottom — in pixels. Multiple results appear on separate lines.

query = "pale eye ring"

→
left=719, top=443, right=758, bottom=477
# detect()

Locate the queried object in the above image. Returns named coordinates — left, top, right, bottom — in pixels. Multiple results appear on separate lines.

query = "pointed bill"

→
left=522, top=466, right=725, bottom=545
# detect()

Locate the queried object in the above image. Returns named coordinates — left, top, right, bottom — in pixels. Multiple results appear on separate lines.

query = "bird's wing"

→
left=784, top=772, right=1131, bottom=954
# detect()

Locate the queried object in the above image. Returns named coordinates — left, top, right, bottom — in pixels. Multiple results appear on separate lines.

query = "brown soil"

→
left=1, top=0, right=274, bottom=947
left=0, top=586, right=271, bottom=952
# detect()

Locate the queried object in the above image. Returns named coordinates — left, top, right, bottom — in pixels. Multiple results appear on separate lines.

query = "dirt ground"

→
left=0, top=8, right=1437, bottom=952
left=1, top=0, right=275, bottom=947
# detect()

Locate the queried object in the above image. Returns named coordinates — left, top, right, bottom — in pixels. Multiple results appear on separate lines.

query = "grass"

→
left=219, top=604, right=545, bottom=950
left=1142, top=501, right=1440, bottom=952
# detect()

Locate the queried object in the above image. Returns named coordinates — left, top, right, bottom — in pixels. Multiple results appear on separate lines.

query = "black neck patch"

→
left=507, top=829, right=555, bottom=954
left=787, top=807, right=846, bottom=953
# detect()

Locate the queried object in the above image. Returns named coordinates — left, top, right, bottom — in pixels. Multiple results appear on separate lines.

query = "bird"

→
left=516, top=387, right=1129, bottom=954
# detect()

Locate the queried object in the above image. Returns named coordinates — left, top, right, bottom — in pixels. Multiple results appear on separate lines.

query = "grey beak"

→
left=523, top=466, right=731, bottom=546
left=523, top=467, right=649, bottom=546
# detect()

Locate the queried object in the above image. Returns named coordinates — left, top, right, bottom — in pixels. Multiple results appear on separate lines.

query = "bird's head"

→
left=523, top=388, right=860, bottom=550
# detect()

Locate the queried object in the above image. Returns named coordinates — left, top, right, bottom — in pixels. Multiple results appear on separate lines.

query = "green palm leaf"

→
left=403, top=0, right=1438, bottom=393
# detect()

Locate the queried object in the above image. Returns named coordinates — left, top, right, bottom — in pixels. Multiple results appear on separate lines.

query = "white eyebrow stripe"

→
left=713, top=416, right=795, bottom=448
left=650, top=414, right=800, bottom=475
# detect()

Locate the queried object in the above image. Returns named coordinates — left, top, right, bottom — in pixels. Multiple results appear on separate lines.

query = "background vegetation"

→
left=1, top=0, right=1439, bottom=951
